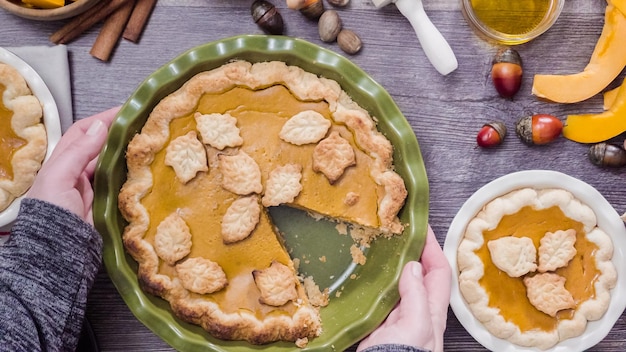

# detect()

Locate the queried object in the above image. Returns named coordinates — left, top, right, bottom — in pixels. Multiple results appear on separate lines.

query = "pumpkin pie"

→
left=118, top=60, right=408, bottom=346
left=0, top=63, right=47, bottom=212
left=457, top=188, right=617, bottom=350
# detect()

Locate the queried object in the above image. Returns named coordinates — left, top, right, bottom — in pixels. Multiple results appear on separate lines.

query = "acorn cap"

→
left=515, top=116, right=533, bottom=145
left=493, top=47, right=522, bottom=66
left=484, top=121, right=507, bottom=139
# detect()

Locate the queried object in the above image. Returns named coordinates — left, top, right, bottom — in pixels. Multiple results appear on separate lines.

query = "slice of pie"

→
left=118, top=60, right=408, bottom=346
left=0, top=63, right=47, bottom=212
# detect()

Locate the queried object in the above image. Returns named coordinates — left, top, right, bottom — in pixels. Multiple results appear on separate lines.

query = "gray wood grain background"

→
left=2, top=0, right=625, bottom=350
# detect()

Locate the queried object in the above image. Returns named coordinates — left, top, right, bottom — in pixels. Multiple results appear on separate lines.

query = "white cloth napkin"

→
left=7, top=45, right=74, bottom=133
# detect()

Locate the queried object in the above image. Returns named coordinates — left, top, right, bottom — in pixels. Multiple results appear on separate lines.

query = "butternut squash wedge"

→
left=563, top=76, right=626, bottom=143
left=604, top=85, right=619, bottom=109
left=610, top=0, right=626, bottom=17
left=21, top=0, right=64, bottom=9
left=532, top=3, right=626, bottom=103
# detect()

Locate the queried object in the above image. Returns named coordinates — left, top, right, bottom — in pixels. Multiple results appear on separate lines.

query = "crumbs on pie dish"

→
left=457, top=187, right=617, bottom=350
left=0, top=63, right=47, bottom=212
left=118, top=60, right=408, bottom=346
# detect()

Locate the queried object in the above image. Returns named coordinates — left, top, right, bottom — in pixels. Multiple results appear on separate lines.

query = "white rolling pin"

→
left=373, top=0, right=458, bottom=75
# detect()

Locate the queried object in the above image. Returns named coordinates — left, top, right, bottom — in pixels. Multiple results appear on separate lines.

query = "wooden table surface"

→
left=2, top=0, right=626, bottom=351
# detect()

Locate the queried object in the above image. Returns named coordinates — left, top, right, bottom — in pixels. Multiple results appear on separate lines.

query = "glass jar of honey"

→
left=461, top=0, right=564, bottom=45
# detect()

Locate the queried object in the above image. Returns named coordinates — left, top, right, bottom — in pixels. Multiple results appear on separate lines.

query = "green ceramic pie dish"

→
left=93, top=35, right=429, bottom=351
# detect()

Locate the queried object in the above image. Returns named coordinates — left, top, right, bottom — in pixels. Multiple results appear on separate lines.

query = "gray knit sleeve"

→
left=0, top=198, right=102, bottom=352
left=361, top=344, right=431, bottom=352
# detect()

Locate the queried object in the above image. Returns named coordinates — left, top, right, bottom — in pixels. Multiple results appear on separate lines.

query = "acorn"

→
left=477, top=121, right=507, bottom=148
left=251, top=0, right=284, bottom=35
left=515, top=114, right=563, bottom=145
left=337, top=29, right=362, bottom=55
left=492, top=47, right=523, bottom=98
left=588, top=142, right=626, bottom=167
left=328, top=0, right=350, bottom=6
left=300, top=0, right=325, bottom=20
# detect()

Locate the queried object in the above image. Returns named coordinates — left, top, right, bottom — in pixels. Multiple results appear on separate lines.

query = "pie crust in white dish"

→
left=0, top=47, right=61, bottom=230
left=444, top=170, right=625, bottom=352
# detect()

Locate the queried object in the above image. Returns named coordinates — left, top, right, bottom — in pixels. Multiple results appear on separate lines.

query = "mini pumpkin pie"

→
left=118, top=60, right=408, bottom=346
left=0, top=63, right=47, bottom=212
left=457, top=188, right=617, bottom=350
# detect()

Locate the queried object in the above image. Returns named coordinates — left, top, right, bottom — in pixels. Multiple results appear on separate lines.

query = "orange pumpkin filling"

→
left=476, top=205, right=600, bottom=332
left=0, top=84, right=27, bottom=180
left=141, top=84, right=382, bottom=317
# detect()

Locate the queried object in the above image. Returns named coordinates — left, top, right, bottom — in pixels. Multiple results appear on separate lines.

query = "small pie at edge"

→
left=0, top=63, right=47, bottom=212
left=457, top=188, right=617, bottom=350
left=118, top=61, right=408, bottom=345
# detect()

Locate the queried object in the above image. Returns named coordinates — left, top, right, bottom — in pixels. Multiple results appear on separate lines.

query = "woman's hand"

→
left=357, top=225, right=452, bottom=352
left=26, top=107, right=119, bottom=224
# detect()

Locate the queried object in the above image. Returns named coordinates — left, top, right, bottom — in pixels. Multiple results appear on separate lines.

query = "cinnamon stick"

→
left=90, top=0, right=137, bottom=61
left=123, top=0, right=156, bottom=43
left=50, top=0, right=132, bottom=45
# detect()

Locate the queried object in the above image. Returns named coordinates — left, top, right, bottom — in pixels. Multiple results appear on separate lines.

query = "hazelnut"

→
left=337, top=29, right=362, bottom=55
left=318, top=10, right=342, bottom=42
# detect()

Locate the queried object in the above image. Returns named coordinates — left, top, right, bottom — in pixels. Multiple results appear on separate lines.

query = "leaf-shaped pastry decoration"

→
left=154, top=212, right=192, bottom=265
left=487, top=236, right=537, bottom=277
left=252, top=261, right=298, bottom=306
left=279, top=110, right=331, bottom=145
left=524, top=272, right=575, bottom=317
left=221, top=195, right=261, bottom=244
left=194, top=112, right=243, bottom=150
left=175, top=257, right=228, bottom=294
left=312, top=131, right=356, bottom=183
left=538, top=229, right=577, bottom=272
left=164, top=131, right=208, bottom=184
left=262, top=164, right=303, bottom=207
left=218, top=151, right=263, bottom=195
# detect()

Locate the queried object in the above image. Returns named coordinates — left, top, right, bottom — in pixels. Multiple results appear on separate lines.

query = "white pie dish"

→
left=443, top=170, right=626, bottom=351
left=0, top=47, right=61, bottom=231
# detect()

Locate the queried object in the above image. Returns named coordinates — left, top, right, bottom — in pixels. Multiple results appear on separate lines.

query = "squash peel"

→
left=563, top=76, right=626, bottom=143
left=532, top=3, right=626, bottom=103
